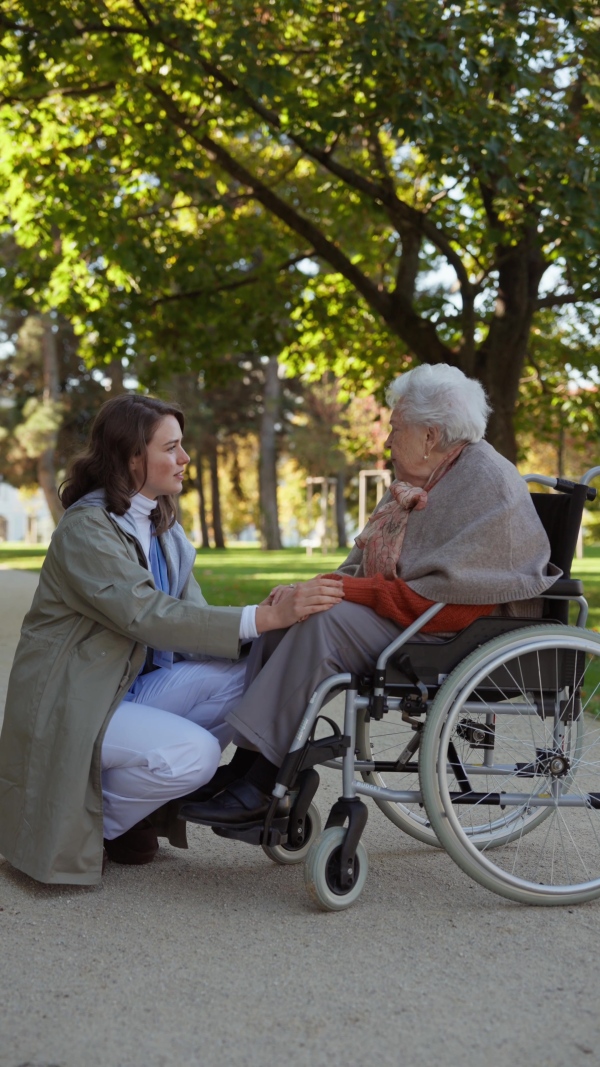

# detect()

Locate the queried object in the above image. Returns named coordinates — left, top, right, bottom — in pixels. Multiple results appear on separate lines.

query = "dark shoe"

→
left=179, top=779, right=274, bottom=827
left=179, top=763, right=242, bottom=806
left=104, top=819, right=159, bottom=865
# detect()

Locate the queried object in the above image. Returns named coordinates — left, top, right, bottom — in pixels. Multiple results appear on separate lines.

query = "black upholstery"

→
left=532, top=484, right=589, bottom=622
left=531, top=484, right=589, bottom=579
left=384, top=616, right=554, bottom=689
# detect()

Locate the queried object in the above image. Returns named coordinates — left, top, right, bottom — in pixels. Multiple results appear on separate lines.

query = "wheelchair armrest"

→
left=541, top=578, right=584, bottom=597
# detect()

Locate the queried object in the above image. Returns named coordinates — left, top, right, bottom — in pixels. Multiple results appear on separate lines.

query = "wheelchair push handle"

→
left=523, top=472, right=597, bottom=501
left=581, top=466, right=600, bottom=489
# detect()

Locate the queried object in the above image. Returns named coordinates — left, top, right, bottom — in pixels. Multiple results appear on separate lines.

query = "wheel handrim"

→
left=436, top=632, right=600, bottom=895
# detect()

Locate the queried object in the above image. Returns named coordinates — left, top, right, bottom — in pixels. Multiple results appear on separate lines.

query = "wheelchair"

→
left=215, top=469, right=600, bottom=911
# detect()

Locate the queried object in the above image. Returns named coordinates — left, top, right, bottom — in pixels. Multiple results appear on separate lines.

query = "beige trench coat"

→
left=0, top=506, right=243, bottom=886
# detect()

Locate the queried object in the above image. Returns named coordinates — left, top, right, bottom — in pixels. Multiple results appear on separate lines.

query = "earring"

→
left=423, top=453, right=429, bottom=460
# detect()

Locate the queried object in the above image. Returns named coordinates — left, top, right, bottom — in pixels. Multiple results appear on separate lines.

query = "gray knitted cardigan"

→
left=338, top=440, right=560, bottom=605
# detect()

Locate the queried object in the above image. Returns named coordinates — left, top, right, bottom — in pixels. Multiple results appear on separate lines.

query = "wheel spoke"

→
left=420, top=626, right=600, bottom=904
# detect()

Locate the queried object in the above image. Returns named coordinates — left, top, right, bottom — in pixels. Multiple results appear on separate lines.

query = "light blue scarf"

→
left=147, top=530, right=173, bottom=671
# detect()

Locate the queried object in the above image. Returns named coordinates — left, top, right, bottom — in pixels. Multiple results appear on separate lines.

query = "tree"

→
left=0, top=307, right=110, bottom=522
left=149, top=358, right=291, bottom=549
left=289, top=379, right=392, bottom=547
left=1, top=1, right=600, bottom=459
left=515, top=308, right=600, bottom=475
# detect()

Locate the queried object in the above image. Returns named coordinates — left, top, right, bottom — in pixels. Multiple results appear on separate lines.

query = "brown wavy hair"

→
left=59, top=394, right=185, bottom=535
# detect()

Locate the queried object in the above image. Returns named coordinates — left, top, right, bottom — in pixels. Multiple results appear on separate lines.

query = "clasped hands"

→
left=254, top=573, right=344, bottom=633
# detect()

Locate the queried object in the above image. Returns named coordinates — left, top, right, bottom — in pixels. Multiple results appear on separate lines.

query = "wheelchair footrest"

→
left=211, top=817, right=289, bottom=847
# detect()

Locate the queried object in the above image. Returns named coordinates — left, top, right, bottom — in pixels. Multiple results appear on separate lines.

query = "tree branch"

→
left=149, top=274, right=257, bottom=307
left=148, top=86, right=393, bottom=320
left=536, top=290, right=600, bottom=309
left=4, top=10, right=472, bottom=321
left=131, top=0, right=156, bottom=30
left=0, top=81, right=116, bottom=105
left=3, top=15, right=456, bottom=364
left=478, top=178, right=503, bottom=232
left=148, top=251, right=315, bottom=307
left=0, top=14, right=149, bottom=36
left=392, top=223, right=422, bottom=303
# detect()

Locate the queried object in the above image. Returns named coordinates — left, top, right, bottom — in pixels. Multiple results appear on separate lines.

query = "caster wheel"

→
left=262, top=802, right=322, bottom=865
left=304, top=826, right=368, bottom=911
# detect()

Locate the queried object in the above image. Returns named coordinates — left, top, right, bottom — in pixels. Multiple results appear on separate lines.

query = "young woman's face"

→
left=130, top=414, right=190, bottom=500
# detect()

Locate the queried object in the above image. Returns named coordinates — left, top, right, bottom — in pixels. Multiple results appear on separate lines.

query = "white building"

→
left=0, top=480, right=54, bottom=543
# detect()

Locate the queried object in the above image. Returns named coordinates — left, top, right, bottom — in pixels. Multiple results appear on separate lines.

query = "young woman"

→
left=0, top=394, right=343, bottom=885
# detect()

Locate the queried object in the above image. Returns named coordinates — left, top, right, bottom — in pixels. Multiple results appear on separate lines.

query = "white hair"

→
left=385, top=363, right=491, bottom=448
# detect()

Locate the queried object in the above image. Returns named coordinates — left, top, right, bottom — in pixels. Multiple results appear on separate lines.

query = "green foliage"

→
left=0, top=306, right=107, bottom=489
left=0, top=0, right=600, bottom=455
left=515, top=308, right=600, bottom=467
left=12, top=396, right=65, bottom=457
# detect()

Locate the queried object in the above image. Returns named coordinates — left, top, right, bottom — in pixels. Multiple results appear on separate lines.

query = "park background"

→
left=3, top=10, right=600, bottom=1067
left=1, top=1, right=600, bottom=592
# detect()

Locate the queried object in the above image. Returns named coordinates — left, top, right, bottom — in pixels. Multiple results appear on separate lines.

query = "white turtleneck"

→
left=127, top=492, right=156, bottom=566
left=126, top=493, right=258, bottom=641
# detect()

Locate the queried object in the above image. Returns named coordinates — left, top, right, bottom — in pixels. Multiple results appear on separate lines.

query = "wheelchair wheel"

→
left=304, top=827, right=369, bottom=911
left=355, top=699, right=553, bottom=850
left=356, top=707, right=441, bottom=846
left=420, top=625, right=600, bottom=905
left=262, top=802, right=322, bottom=865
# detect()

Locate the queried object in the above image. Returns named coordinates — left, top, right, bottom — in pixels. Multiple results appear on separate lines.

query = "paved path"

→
left=1, top=571, right=599, bottom=1067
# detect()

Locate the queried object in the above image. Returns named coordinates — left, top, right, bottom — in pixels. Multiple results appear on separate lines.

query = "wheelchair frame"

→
left=220, top=468, right=600, bottom=911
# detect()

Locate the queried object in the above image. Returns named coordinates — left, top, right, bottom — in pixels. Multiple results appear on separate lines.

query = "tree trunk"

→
left=37, top=449, right=63, bottom=526
left=259, top=355, right=283, bottom=550
left=557, top=421, right=565, bottom=479
left=207, top=436, right=225, bottom=548
left=229, top=438, right=245, bottom=501
left=335, top=467, right=347, bottom=549
left=474, top=232, right=547, bottom=461
left=195, top=448, right=211, bottom=548
left=107, top=358, right=125, bottom=394
left=38, top=315, right=63, bottom=526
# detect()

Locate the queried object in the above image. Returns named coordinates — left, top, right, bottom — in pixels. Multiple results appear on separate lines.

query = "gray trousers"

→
left=225, top=601, right=402, bottom=765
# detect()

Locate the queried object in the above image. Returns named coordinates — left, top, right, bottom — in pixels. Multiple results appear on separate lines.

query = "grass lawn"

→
left=0, top=543, right=348, bottom=601
left=191, top=546, right=348, bottom=605
left=2, top=541, right=600, bottom=628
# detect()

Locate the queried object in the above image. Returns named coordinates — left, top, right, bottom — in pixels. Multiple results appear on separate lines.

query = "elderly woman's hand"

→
left=255, top=575, right=344, bottom=632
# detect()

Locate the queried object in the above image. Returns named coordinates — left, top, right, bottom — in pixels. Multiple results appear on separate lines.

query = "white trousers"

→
left=101, top=657, right=247, bottom=840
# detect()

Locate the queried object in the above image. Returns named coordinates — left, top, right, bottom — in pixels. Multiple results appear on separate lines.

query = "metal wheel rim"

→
left=437, top=631, right=600, bottom=896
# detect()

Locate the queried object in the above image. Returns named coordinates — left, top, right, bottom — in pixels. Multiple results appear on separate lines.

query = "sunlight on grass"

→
left=2, top=543, right=600, bottom=623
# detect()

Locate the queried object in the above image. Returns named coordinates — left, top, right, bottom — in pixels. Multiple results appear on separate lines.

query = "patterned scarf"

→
left=355, top=444, right=466, bottom=579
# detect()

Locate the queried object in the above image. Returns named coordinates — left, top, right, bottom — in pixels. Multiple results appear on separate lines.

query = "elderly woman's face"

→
left=385, top=406, right=433, bottom=485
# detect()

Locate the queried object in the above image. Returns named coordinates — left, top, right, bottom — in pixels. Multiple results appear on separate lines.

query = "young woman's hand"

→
left=255, top=576, right=344, bottom=632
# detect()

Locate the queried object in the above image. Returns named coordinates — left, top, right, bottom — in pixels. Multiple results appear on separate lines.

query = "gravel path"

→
left=1, top=570, right=599, bottom=1067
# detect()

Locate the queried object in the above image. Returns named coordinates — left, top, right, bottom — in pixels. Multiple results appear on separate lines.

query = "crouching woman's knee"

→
left=182, top=730, right=222, bottom=793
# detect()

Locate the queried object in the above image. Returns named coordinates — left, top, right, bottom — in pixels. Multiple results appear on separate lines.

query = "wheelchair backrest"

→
left=530, top=483, right=590, bottom=579
left=530, top=483, right=591, bottom=623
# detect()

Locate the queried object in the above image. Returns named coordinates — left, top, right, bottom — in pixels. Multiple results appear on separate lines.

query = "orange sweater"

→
left=338, top=573, right=495, bottom=633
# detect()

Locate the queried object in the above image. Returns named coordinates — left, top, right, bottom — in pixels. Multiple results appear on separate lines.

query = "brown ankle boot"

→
left=104, top=819, right=159, bottom=865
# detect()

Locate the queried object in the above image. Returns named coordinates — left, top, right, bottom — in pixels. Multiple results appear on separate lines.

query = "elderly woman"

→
left=181, top=363, right=559, bottom=827
left=0, top=395, right=342, bottom=884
